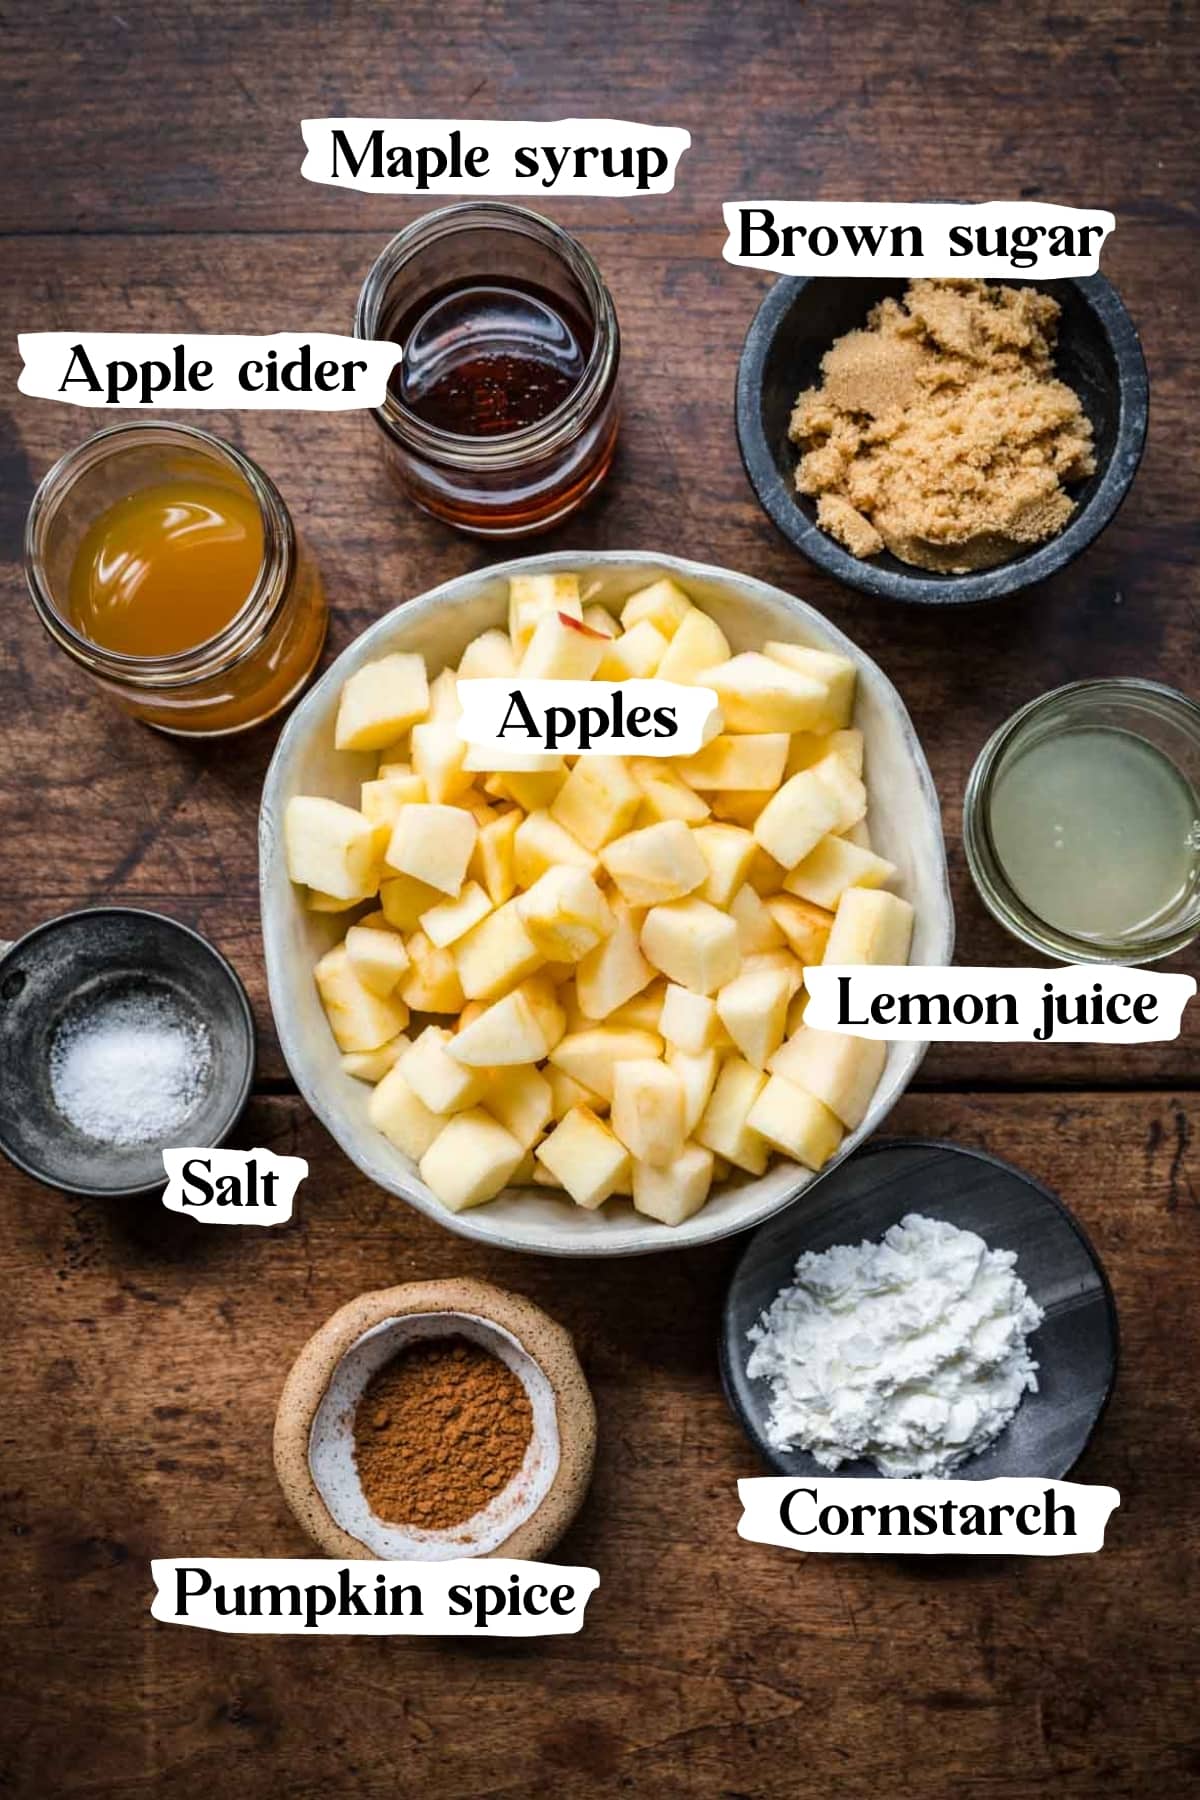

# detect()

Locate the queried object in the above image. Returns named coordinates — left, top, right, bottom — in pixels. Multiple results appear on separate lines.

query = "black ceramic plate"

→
left=735, top=273, right=1149, bottom=605
left=721, top=1138, right=1118, bottom=1481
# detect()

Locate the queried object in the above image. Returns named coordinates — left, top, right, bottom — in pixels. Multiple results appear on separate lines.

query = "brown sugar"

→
left=353, top=1335, right=533, bottom=1530
left=789, top=279, right=1096, bottom=573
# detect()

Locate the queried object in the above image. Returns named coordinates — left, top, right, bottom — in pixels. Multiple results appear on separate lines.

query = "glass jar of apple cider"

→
left=24, top=423, right=327, bottom=735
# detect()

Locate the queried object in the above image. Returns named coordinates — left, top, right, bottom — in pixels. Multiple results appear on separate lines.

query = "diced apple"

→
left=345, top=921, right=411, bottom=996
left=420, top=881, right=494, bottom=948
left=765, top=894, right=835, bottom=964
left=740, top=950, right=805, bottom=998
left=285, top=796, right=385, bottom=902
left=611, top=1059, right=686, bottom=1168
left=458, top=629, right=517, bottom=680
left=360, top=771, right=426, bottom=826
left=494, top=764, right=568, bottom=812
left=550, top=757, right=642, bottom=850
left=641, top=898, right=740, bottom=995
left=425, top=666, right=460, bottom=723
left=411, top=718, right=471, bottom=805
left=747, top=1075, right=843, bottom=1171
left=656, top=609, right=731, bottom=684
left=368, top=1066, right=443, bottom=1160
left=306, top=888, right=360, bottom=913
left=716, top=965, right=791, bottom=1069
left=842, top=817, right=873, bottom=849
left=549, top=1027, right=664, bottom=1102
left=399, top=931, right=465, bottom=1014
left=763, top=641, right=857, bottom=731
left=574, top=903, right=655, bottom=1019
left=753, top=768, right=841, bottom=868
left=695, top=1057, right=770, bottom=1175
left=709, top=788, right=770, bottom=828
left=729, top=884, right=786, bottom=954
left=784, top=836, right=897, bottom=910
left=582, top=603, right=619, bottom=638
left=449, top=975, right=564, bottom=1066
left=419, top=1109, right=523, bottom=1211
left=695, top=652, right=830, bottom=734
left=786, top=988, right=808, bottom=1036
left=334, top=653, right=430, bottom=752
left=513, top=810, right=599, bottom=887
left=810, top=751, right=867, bottom=834
left=633, top=1143, right=715, bottom=1224
left=546, top=1065, right=607, bottom=1120
left=463, top=737, right=563, bottom=775
left=399, top=1025, right=490, bottom=1114
left=596, top=620, right=669, bottom=680
left=453, top=898, right=545, bottom=1001
left=770, top=1027, right=887, bottom=1130
left=387, top=804, right=476, bottom=897
left=746, top=845, right=786, bottom=896
left=470, top=807, right=521, bottom=907
left=785, top=726, right=864, bottom=781
left=691, top=822, right=757, bottom=908
left=629, top=758, right=711, bottom=825
left=620, top=577, right=693, bottom=639
left=508, top=573, right=582, bottom=652
left=518, top=866, right=615, bottom=962
left=600, top=819, right=707, bottom=907
left=520, top=609, right=608, bottom=679
left=824, top=888, right=914, bottom=966
left=677, top=735, right=789, bottom=791
left=379, top=871, right=444, bottom=931
left=315, top=944, right=410, bottom=1052
left=484, top=1064, right=553, bottom=1149
left=341, top=1032, right=409, bottom=1084
left=659, top=983, right=720, bottom=1054
left=536, top=1106, right=631, bottom=1210
left=606, top=979, right=666, bottom=1032
left=666, top=1045, right=720, bottom=1133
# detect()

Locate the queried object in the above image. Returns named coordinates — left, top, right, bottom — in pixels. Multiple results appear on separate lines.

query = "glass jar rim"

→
left=24, top=420, right=295, bottom=689
left=963, top=677, right=1200, bottom=965
left=354, top=201, right=619, bottom=468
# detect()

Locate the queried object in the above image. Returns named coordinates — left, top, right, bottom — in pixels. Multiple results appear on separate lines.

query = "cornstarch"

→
left=746, top=1212, right=1044, bottom=1477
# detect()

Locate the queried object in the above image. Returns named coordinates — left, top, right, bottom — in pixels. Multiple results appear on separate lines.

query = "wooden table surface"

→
left=2, top=2, right=1197, bottom=1795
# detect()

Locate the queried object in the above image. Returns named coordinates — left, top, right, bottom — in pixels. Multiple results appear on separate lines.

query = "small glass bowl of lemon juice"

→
left=965, top=680, right=1200, bottom=964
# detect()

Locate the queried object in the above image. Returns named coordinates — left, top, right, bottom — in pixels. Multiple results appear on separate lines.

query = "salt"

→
left=49, top=987, right=212, bottom=1148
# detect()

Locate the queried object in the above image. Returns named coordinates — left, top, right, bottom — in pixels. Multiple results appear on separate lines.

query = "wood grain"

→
left=1, top=0, right=1198, bottom=1794
left=0, top=1090, right=1195, bottom=1799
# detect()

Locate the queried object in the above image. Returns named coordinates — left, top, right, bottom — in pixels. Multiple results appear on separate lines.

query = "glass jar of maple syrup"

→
left=355, top=202, right=620, bottom=536
left=24, top=423, right=327, bottom=735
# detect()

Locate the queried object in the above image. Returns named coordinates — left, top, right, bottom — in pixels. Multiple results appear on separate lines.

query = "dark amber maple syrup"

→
left=388, top=277, right=593, bottom=436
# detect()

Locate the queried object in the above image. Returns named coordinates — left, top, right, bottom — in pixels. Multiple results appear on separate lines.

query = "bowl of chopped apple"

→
left=259, top=553, right=953, bottom=1256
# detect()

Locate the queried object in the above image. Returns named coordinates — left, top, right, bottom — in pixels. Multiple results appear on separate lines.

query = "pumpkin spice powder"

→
left=353, top=1336, right=534, bottom=1531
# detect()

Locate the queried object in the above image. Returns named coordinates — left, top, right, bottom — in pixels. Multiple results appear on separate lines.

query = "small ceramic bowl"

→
left=0, top=907, right=255, bottom=1196
left=736, top=274, right=1148, bottom=605
left=259, top=550, right=954, bottom=1257
left=274, top=1279, right=597, bottom=1560
left=721, top=1138, right=1119, bottom=1481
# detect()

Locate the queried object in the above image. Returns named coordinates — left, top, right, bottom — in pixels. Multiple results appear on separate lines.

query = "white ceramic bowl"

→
left=260, top=551, right=954, bottom=1257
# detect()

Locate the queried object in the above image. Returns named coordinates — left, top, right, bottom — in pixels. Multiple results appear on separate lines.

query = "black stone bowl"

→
left=721, top=1139, right=1118, bottom=1481
left=0, top=908, right=255, bottom=1197
left=735, top=275, right=1148, bottom=605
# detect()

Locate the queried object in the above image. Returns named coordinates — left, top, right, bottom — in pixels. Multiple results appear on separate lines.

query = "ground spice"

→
left=790, top=278, right=1096, bottom=573
left=352, top=1335, right=534, bottom=1530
